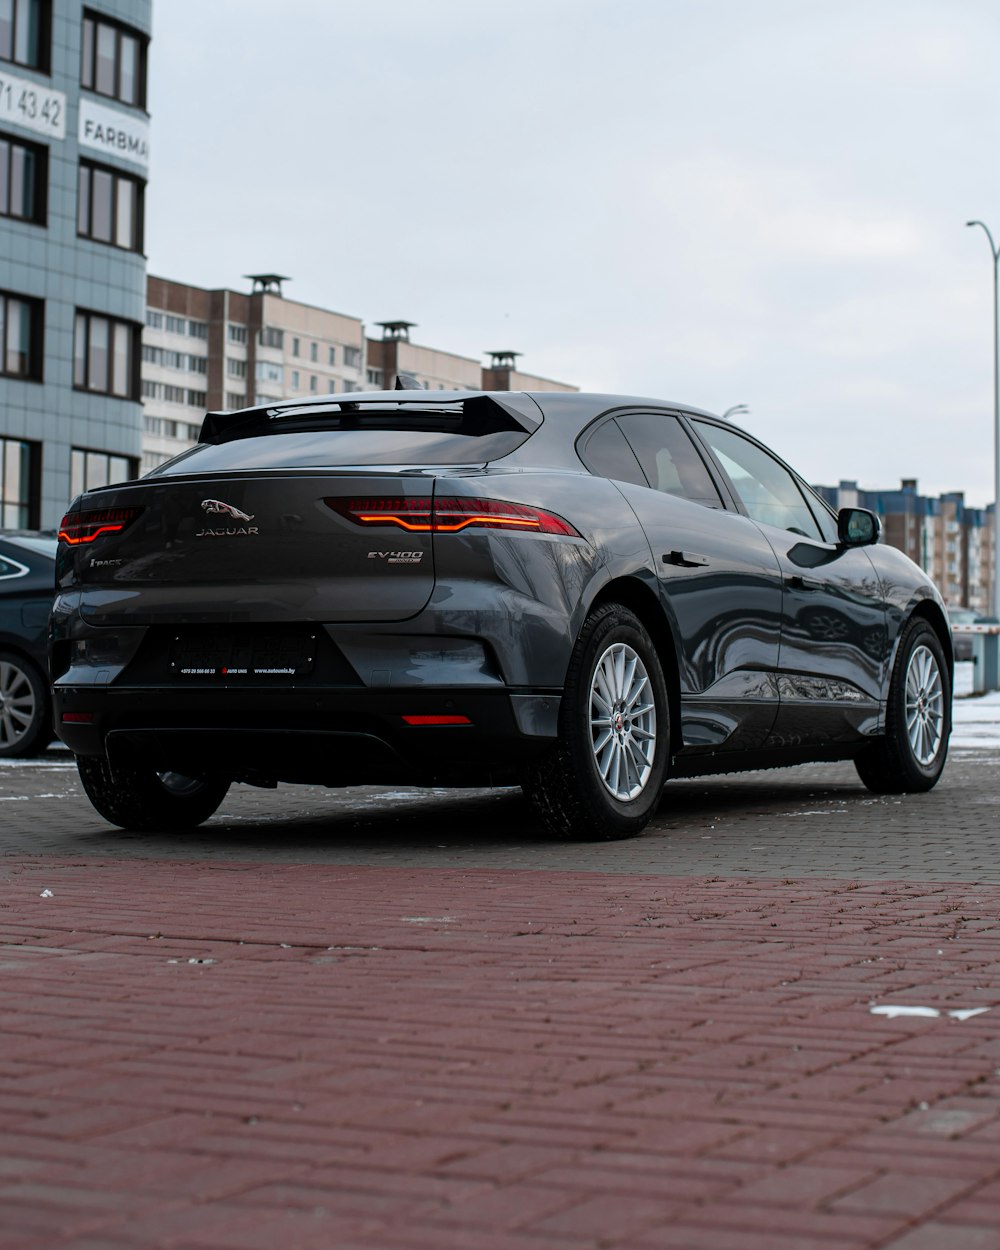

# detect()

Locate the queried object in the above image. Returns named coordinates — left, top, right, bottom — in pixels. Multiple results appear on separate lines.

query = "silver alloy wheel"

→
left=905, top=643, right=945, bottom=767
left=589, top=642, right=657, bottom=801
left=0, top=659, right=35, bottom=750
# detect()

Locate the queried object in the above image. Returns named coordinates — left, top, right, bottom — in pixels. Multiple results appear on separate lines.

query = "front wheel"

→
left=521, top=603, right=670, bottom=840
left=77, top=756, right=231, bottom=830
left=855, top=618, right=950, bottom=794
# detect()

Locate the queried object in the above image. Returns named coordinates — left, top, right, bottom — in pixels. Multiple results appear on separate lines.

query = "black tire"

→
left=77, top=755, right=231, bottom=831
left=521, top=602, right=670, bottom=840
left=855, top=618, right=950, bottom=794
left=0, top=651, right=52, bottom=759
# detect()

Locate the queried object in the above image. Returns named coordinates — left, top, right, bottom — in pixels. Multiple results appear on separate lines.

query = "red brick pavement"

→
left=2, top=859, right=1000, bottom=1249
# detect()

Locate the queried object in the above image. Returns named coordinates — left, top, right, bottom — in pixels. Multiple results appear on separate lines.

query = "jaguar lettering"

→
left=195, top=525, right=260, bottom=538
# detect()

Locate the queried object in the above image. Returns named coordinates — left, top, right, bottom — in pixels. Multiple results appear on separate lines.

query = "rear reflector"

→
left=61, top=712, right=94, bottom=724
left=326, top=496, right=579, bottom=537
left=401, top=715, right=472, bottom=726
left=58, top=507, right=143, bottom=545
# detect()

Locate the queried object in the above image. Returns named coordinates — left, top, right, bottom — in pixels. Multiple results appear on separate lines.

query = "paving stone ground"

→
left=1, top=747, right=1000, bottom=1248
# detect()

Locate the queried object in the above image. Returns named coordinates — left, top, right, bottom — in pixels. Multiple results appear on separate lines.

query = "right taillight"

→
left=325, top=496, right=579, bottom=537
left=58, top=506, right=144, bottom=546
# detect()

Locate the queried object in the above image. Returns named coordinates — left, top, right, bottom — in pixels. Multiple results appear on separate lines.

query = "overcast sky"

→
left=147, top=0, right=1000, bottom=505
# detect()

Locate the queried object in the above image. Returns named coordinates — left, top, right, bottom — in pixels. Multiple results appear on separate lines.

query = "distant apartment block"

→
left=816, top=478, right=995, bottom=613
left=142, top=275, right=366, bottom=472
left=142, top=278, right=578, bottom=472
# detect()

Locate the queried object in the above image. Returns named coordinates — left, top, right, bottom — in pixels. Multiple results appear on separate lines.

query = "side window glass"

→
left=806, top=490, right=839, bottom=543
left=580, top=419, right=648, bottom=488
left=693, top=421, right=823, bottom=540
left=0, top=556, right=25, bottom=579
left=617, top=412, right=723, bottom=507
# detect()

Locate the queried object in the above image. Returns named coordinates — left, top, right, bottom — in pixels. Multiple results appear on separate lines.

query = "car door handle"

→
left=662, top=550, right=709, bottom=568
left=786, top=574, right=820, bottom=590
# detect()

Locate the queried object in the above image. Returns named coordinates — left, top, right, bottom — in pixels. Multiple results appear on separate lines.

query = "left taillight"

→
left=325, top=496, right=580, bottom=537
left=58, top=506, right=144, bottom=546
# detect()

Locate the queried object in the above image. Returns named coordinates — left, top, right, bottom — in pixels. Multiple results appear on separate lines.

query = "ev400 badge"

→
left=196, top=498, right=259, bottom=537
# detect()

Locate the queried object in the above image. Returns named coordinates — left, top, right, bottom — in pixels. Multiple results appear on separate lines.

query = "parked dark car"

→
left=0, top=532, right=56, bottom=757
left=947, top=607, right=979, bottom=663
left=51, top=390, right=952, bottom=838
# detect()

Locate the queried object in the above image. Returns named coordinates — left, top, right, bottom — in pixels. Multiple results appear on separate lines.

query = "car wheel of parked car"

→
left=76, top=756, right=231, bottom=830
left=854, top=618, right=950, bottom=794
left=0, top=651, right=51, bottom=759
left=521, top=603, right=669, bottom=840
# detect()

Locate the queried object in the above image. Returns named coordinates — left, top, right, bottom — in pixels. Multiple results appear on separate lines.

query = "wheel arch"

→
left=905, top=598, right=954, bottom=682
left=587, top=575, right=682, bottom=753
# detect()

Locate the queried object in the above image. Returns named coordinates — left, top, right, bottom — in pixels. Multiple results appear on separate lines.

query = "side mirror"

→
left=838, top=507, right=881, bottom=546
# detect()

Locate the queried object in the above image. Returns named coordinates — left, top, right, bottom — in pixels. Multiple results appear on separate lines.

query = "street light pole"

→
left=966, top=220, right=1000, bottom=619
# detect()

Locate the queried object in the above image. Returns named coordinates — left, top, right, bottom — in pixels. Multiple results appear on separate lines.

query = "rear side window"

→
left=617, top=412, right=724, bottom=508
left=149, top=424, right=529, bottom=475
left=579, top=420, right=647, bottom=487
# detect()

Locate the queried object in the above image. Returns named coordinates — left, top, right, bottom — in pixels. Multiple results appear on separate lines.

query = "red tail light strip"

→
left=401, top=715, right=472, bottom=726
left=58, top=507, right=143, bottom=546
left=326, top=496, right=579, bottom=537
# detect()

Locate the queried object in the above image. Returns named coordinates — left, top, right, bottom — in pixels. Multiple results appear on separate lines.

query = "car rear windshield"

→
left=148, top=419, right=532, bottom=476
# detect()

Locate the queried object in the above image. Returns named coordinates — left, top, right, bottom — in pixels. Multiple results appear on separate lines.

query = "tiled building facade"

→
left=0, top=0, right=151, bottom=528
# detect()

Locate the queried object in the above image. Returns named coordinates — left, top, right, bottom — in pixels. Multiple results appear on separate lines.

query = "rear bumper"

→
left=53, top=684, right=561, bottom=786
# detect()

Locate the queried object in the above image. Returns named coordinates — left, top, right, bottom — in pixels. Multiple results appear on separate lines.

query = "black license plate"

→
left=169, top=631, right=316, bottom=678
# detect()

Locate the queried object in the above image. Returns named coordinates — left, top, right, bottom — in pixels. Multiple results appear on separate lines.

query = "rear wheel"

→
left=77, top=756, right=231, bottom=830
left=521, top=603, right=669, bottom=840
left=0, top=651, right=51, bottom=759
left=855, top=618, right=950, bottom=794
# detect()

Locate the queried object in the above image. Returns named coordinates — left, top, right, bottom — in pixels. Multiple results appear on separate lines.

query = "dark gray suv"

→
left=51, top=390, right=951, bottom=838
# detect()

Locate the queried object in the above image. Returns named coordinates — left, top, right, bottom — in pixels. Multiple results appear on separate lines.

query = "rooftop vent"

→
left=377, top=320, right=417, bottom=342
left=245, top=274, right=290, bottom=295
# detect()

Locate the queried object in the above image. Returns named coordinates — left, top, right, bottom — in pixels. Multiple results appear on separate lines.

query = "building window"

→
left=187, top=389, right=205, bottom=407
left=145, top=309, right=162, bottom=328
left=225, top=391, right=245, bottom=409
left=291, top=337, right=300, bottom=357
left=227, top=323, right=247, bottom=344
left=309, top=341, right=317, bottom=362
left=187, top=320, right=207, bottom=340
left=0, top=290, right=42, bottom=380
left=343, top=346, right=361, bottom=369
left=164, top=314, right=185, bottom=334
left=255, top=360, right=282, bottom=383
left=0, top=0, right=50, bottom=72
left=81, top=9, right=147, bottom=109
left=71, top=446, right=136, bottom=499
left=77, top=160, right=143, bottom=251
left=227, top=358, right=246, bottom=379
left=366, top=368, right=382, bottom=387
left=309, top=374, right=317, bottom=393
left=73, top=309, right=138, bottom=398
left=291, top=370, right=300, bottom=389
left=328, top=380, right=336, bottom=393
left=259, top=326, right=283, bottom=349
left=328, top=346, right=336, bottom=366
left=0, top=435, right=39, bottom=528
left=342, top=380, right=359, bottom=393
left=0, top=131, right=46, bottom=225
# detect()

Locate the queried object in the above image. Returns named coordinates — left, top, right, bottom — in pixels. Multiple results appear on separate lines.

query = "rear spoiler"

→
left=198, top=392, right=543, bottom=445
